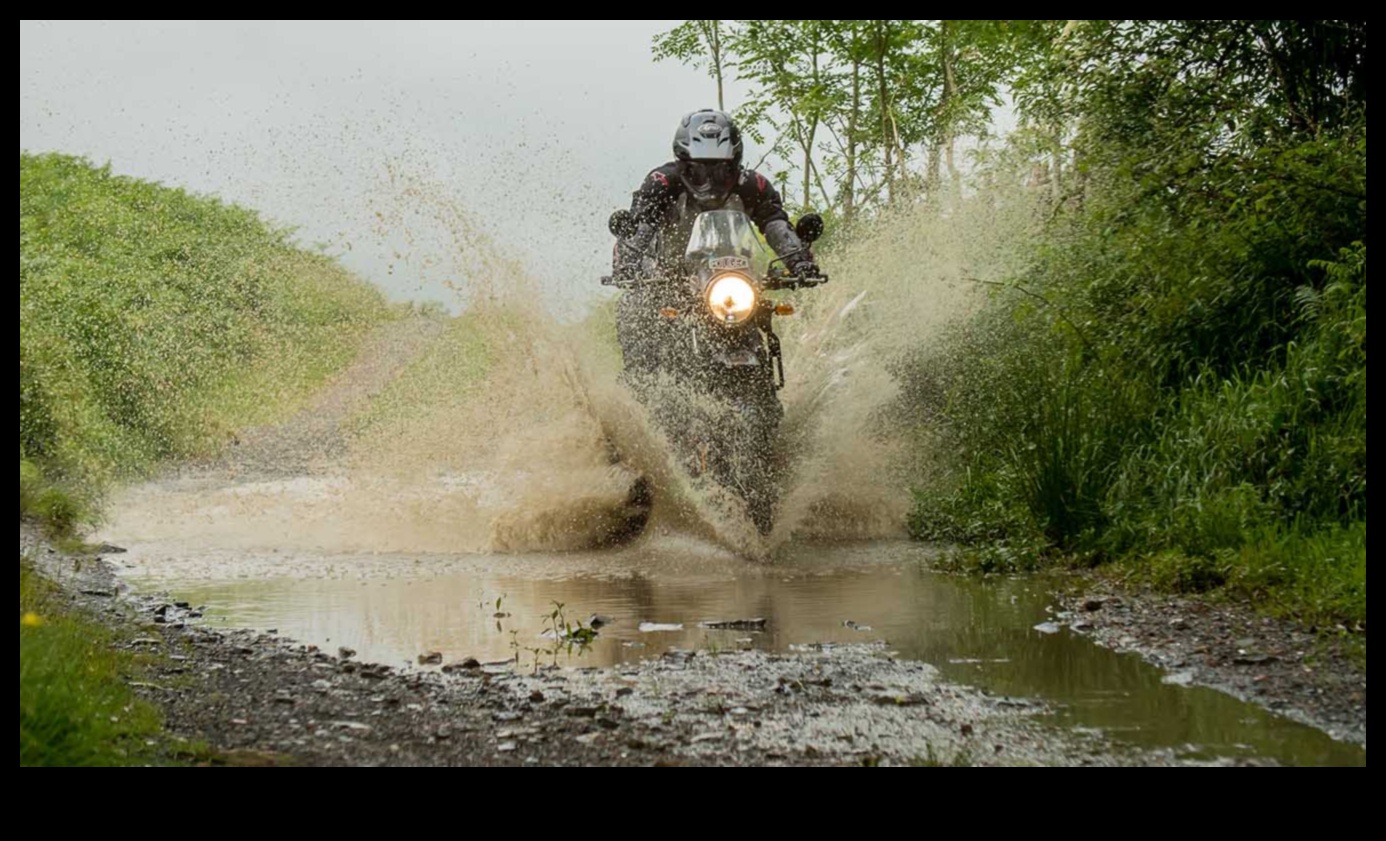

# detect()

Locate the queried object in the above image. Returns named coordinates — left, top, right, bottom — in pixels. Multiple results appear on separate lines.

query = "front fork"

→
left=766, top=323, right=785, bottom=390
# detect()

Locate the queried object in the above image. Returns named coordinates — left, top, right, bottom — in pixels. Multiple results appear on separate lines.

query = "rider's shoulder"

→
left=644, top=162, right=680, bottom=189
left=736, top=168, right=775, bottom=198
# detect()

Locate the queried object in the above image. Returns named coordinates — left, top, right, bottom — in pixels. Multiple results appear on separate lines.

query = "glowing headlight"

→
left=706, top=273, right=758, bottom=324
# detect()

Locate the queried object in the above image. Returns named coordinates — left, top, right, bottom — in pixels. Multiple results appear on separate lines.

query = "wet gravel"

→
left=1056, top=582, right=1367, bottom=747
left=23, top=530, right=1269, bottom=767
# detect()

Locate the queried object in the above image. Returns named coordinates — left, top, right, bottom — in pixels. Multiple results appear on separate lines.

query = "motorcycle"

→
left=602, top=206, right=826, bottom=534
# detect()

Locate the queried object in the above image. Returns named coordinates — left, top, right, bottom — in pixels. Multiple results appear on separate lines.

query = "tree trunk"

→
left=942, top=25, right=962, bottom=209
left=710, top=20, right=724, bottom=111
left=803, top=31, right=820, bottom=212
left=927, top=145, right=942, bottom=197
left=1051, top=145, right=1063, bottom=206
left=875, top=21, right=895, bottom=202
left=946, top=139, right=960, bottom=206
left=696, top=20, right=726, bottom=111
left=844, top=55, right=860, bottom=220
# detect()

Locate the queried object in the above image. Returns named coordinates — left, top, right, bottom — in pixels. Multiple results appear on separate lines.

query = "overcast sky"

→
left=20, top=20, right=746, bottom=313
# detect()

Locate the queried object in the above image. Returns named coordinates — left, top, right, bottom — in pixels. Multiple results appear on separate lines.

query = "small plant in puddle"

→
left=510, top=629, right=546, bottom=675
left=537, top=602, right=598, bottom=669
left=509, top=603, right=600, bottom=674
left=478, top=593, right=510, bottom=618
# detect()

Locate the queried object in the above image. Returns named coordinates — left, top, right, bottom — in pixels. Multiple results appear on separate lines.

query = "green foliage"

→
left=1138, top=521, right=1366, bottom=627
left=27, top=486, right=86, bottom=539
left=19, top=459, right=87, bottom=537
left=1225, top=522, right=1366, bottom=627
left=652, top=20, right=733, bottom=111
left=512, top=601, right=597, bottom=673
left=19, top=153, right=386, bottom=512
left=653, top=20, right=1065, bottom=218
left=20, top=563, right=162, bottom=766
left=905, top=20, right=1367, bottom=626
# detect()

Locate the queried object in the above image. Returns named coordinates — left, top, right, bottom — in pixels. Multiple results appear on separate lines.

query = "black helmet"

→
left=673, top=110, right=743, bottom=207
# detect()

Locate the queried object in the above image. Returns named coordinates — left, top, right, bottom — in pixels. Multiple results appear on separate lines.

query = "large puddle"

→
left=113, top=536, right=1364, bottom=766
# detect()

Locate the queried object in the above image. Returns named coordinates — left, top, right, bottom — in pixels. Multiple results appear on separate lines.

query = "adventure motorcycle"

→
left=602, top=206, right=826, bottom=534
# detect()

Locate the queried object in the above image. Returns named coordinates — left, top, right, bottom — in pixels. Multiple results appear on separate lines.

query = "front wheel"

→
left=707, top=394, right=781, bottom=535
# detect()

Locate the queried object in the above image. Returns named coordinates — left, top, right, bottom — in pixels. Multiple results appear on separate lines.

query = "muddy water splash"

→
left=769, top=194, right=1034, bottom=544
left=103, top=177, right=1033, bottom=557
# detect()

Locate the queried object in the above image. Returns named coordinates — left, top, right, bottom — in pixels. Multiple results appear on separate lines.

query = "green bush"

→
left=19, top=153, right=385, bottom=509
left=906, top=22, right=1366, bottom=627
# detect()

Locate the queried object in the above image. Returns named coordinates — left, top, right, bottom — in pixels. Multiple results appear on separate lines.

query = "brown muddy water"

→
left=110, top=533, right=1365, bottom=767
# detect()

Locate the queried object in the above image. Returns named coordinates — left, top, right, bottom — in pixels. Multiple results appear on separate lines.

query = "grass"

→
left=19, top=561, right=162, bottom=767
left=910, top=246, right=1368, bottom=630
left=1132, top=522, right=1367, bottom=629
left=20, top=152, right=387, bottom=529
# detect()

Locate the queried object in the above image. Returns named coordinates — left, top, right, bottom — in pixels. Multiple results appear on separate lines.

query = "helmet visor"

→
left=679, top=160, right=736, bottom=194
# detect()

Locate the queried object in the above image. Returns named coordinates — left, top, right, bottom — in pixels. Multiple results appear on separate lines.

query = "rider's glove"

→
left=790, top=256, right=821, bottom=280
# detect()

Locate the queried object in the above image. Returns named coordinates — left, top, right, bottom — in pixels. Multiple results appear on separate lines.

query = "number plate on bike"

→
left=709, top=256, right=750, bottom=271
left=717, top=350, right=760, bottom=367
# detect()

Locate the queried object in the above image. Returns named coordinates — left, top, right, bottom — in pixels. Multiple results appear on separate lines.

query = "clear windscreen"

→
left=683, top=210, right=771, bottom=275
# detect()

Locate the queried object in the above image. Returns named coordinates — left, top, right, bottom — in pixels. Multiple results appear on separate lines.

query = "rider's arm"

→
left=738, top=171, right=808, bottom=267
left=615, top=165, right=681, bottom=276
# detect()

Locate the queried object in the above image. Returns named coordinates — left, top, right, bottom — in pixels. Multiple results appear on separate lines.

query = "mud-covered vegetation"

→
left=658, top=20, right=1367, bottom=626
left=19, top=153, right=387, bottom=528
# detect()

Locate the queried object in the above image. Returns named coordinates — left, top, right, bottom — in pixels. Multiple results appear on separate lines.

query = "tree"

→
left=734, top=20, right=840, bottom=212
left=653, top=20, right=735, bottom=111
left=919, top=21, right=1020, bottom=203
left=823, top=21, right=869, bottom=220
left=648, top=19, right=1104, bottom=217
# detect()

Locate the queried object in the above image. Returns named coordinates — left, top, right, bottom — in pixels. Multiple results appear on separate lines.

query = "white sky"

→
left=20, top=20, right=745, bottom=312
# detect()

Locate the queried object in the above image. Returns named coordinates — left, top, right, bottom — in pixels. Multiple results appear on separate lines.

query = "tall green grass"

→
left=19, top=153, right=386, bottom=521
left=908, top=132, right=1367, bottom=628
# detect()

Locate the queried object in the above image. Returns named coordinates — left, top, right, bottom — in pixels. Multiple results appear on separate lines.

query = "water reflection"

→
left=122, top=539, right=1365, bottom=766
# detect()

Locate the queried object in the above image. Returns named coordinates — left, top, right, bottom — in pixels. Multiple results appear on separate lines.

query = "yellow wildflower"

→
left=21, top=612, right=45, bottom=628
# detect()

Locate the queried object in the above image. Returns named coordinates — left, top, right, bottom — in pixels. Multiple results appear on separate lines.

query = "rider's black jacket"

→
left=614, top=163, right=807, bottom=277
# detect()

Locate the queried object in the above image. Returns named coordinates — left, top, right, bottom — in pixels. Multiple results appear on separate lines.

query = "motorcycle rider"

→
left=612, top=110, right=819, bottom=385
left=608, top=110, right=823, bottom=534
left=612, top=109, right=820, bottom=283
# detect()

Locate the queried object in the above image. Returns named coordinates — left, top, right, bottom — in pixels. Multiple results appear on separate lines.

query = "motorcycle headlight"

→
left=706, top=273, right=758, bottom=324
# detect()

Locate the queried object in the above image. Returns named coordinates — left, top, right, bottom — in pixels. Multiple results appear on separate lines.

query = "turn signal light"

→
left=774, top=303, right=796, bottom=316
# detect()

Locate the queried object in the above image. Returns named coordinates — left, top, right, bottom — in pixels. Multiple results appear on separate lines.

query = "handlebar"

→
left=765, top=268, right=829, bottom=290
left=602, top=271, right=828, bottom=291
